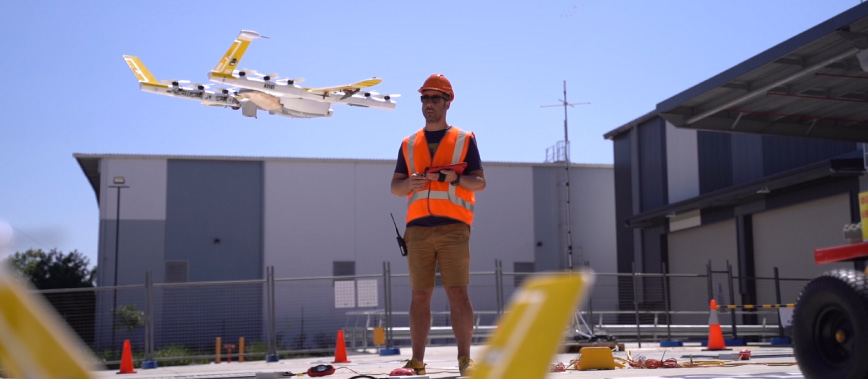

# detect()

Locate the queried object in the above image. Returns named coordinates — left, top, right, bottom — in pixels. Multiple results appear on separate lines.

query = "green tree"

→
left=112, top=304, right=144, bottom=333
left=3, top=248, right=97, bottom=345
left=6, top=248, right=95, bottom=289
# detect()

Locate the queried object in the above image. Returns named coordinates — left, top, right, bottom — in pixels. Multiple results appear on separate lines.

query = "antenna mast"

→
left=541, top=80, right=590, bottom=270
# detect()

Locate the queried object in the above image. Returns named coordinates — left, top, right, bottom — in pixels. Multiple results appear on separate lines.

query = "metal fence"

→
left=30, top=260, right=812, bottom=367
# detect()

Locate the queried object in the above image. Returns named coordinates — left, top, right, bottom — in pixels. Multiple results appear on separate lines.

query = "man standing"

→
left=390, top=74, right=486, bottom=377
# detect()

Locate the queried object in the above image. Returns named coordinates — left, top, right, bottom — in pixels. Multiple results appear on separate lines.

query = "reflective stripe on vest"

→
left=408, top=189, right=475, bottom=212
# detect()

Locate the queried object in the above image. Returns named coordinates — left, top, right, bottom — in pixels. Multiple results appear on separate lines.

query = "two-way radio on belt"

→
left=391, top=213, right=408, bottom=256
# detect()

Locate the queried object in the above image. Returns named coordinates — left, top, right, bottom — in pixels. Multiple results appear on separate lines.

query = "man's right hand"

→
left=408, top=173, right=429, bottom=191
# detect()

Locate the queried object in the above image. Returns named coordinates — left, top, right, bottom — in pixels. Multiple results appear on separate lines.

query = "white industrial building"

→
left=74, top=153, right=616, bottom=349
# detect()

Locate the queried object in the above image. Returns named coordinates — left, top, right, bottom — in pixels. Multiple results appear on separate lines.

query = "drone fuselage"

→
left=207, top=73, right=396, bottom=111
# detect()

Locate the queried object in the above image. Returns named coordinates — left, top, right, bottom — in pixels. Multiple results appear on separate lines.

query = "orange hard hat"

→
left=418, top=73, right=454, bottom=101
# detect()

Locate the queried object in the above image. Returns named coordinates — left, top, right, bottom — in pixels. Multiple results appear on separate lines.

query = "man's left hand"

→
left=426, top=170, right=458, bottom=183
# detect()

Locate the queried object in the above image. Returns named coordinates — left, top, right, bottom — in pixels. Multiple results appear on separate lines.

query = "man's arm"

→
left=424, top=169, right=485, bottom=192
left=458, top=169, right=486, bottom=192
left=391, top=173, right=411, bottom=197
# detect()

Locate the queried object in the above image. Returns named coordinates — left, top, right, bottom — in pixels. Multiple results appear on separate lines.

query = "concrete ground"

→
left=91, top=342, right=802, bottom=379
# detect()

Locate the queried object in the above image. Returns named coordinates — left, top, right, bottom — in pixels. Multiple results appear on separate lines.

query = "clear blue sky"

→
left=0, top=0, right=861, bottom=268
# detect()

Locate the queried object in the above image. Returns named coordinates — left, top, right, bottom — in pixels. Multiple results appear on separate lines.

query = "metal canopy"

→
left=657, top=2, right=868, bottom=142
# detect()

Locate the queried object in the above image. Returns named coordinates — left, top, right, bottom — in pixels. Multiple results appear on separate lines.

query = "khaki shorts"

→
left=404, top=223, right=471, bottom=290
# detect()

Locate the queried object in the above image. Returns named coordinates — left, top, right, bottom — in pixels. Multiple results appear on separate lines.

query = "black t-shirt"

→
left=394, top=127, right=483, bottom=227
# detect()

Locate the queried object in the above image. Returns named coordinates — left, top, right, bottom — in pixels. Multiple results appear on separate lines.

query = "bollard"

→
left=239, top=337, right=245, bottom=362
left=215, top=337, right=221, bottom=363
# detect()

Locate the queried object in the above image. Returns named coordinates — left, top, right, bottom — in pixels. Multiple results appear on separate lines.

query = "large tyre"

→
left=793, top=269, right=868, bottom=379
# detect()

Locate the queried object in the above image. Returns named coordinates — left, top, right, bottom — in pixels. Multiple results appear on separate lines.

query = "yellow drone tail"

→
left=123, top=55, right=167, bottom=89
left=211, top=30, right=264, bottom=79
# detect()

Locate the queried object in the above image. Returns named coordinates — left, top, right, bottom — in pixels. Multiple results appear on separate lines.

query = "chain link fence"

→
left=30, top=260, right=812, bottom=367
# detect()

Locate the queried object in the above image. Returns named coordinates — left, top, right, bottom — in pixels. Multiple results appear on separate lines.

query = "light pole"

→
left=109, top=176, right=129, bottom=348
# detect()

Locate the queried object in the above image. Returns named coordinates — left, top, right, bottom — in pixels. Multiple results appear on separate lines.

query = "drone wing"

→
left=123, top=55, right=169, bottom=89
left=304, top=78, right=383, bottom=95
left=210, top=30, right=266, bottom=80
left=123, top=55, right=243, bottom=111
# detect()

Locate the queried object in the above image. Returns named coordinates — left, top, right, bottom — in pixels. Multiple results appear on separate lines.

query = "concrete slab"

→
left=91, top=343, right=802, bottom=379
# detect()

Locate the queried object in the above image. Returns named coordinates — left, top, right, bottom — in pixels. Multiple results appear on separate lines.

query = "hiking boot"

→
left=459, top=356, right=475, bottom=376
left=401, top=357, right=427, bottom=375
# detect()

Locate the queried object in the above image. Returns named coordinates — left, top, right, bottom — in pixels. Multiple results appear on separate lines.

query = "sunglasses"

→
left=420, top=95, right=448, bottom=104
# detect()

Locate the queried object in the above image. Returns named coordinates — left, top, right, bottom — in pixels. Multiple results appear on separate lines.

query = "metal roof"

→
left=656, top=2, right=868, bottom=142
left=73, top=153, right=611, bottom=203
left=603, top=111, right=658, bottom=140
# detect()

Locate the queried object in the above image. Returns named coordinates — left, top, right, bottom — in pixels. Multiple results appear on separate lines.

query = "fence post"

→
left=726, top=260, right=738, bottom=339
left=142, top=271, right=156, bottom=368
left=632, top=261, right=642, bottom=348
left=266, top=266, right=278, bottom=362
left=661, top=262, right=672, bottom=342
left=495, top=259, right=503, bottom=315
left=383, top=261, right=394, bottom=349
left=706, top=260, right=713, bottom=303
left=585, top=260, right=594, bottom=336
left=774, top=266, right=784, bottom=338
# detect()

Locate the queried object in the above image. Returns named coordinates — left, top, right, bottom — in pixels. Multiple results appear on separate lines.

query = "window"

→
left=333, top=261, right=357, bottom=309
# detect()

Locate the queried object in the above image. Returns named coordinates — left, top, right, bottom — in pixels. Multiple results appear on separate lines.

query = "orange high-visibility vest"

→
left=402, top=127, right=475, bottom=225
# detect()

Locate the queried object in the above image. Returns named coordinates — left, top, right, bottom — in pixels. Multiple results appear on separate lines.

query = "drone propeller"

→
left=214, top=86, right=239, bottom=95
left=192, top=83, right=217, bottom=91
left=236, top=68, right=261, bottom=78
left=364, top=91, right=400, bottom=101
left=237, top=69, right=282, bottom=81
left=161, top=79, right=191, bottom=87
left=281, top=78, right=305, bottom=85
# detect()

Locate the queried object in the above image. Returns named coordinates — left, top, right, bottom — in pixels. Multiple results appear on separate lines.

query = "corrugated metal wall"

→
left=761, top=135, right=857, bottom=175
left=638, top=118, right=667, bottom=211
left=731, top=133, right=764, bottom=185
left=613, top=135, right=634, bottom=274
left=698, top=131, right=733, bottom=193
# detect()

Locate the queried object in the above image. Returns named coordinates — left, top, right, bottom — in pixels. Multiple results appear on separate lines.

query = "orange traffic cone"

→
left=332, top=330, right=351, bottom=363
left=118, top=339, right=137, bottom=374
left=705, top=299, right=727, bottom=350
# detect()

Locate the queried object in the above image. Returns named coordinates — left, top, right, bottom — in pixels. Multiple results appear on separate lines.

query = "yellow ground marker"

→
left=0, top=263, right=99, bottom=378
left=472, top=271, right=594, bottom=379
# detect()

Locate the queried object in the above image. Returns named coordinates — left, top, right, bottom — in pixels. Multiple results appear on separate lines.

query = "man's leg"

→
left=445, top=285, right=474, bottom=359
left=410, top=288, right=434, bottom=361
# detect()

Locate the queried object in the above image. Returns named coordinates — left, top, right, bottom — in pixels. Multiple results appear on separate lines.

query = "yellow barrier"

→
left=0, top=263, right=98, bottom=378
left=473, top=271, right=594, bottom=379
left=720, top=303, right=795, bottom=309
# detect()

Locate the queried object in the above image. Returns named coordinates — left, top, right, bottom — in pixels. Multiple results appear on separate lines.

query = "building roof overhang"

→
left=655, top=2, right=868, bottom=142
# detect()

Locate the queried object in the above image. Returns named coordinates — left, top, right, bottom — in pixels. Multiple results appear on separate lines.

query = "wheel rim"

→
left=813, top=305, right=853, bottom=366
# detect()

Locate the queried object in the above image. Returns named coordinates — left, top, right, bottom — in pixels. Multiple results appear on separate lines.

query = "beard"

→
left=424, top=110, right=442, bottom=123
